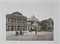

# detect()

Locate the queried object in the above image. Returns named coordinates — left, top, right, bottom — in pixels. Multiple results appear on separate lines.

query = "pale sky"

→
left=0, top=0, right=59, bottom=21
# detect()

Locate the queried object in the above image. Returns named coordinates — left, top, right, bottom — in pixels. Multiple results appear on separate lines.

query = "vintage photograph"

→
left=6, top=12, right=54, bottom=41
left=5, top=0, right=54, bottom=41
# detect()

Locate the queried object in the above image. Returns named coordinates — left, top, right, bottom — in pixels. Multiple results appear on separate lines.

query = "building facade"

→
left=6, top=11, right=27, bottom=31
left=27, top=15, right=41, bottom=32
left=6, top=11, right=54, bottom=32
left=27, top=15, right=54, bottom=32
left=40, top=18, right=54, bottom=31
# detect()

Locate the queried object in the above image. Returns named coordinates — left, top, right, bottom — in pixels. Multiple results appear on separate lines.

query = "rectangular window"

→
left=8, top=18, right=9, bottom=22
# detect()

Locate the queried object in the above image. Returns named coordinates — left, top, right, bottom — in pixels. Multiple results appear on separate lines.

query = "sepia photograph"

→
left=5, top=1, right=54, bottom=41
left=0, top=0, right=60, bottom=44
left=6, top=11, right=54, bottom=41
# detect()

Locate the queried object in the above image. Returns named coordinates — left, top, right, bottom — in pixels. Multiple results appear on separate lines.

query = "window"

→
left=11, top=26, right=14, bottom=31
left=17, top=26, right=20, bottom=31
left=8, top=18, right=9, bottom=22
left=11, top=18, right=13, bottom=23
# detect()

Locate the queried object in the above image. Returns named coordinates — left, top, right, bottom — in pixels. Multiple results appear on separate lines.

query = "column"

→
left=16, top=19, right=17, bottom=32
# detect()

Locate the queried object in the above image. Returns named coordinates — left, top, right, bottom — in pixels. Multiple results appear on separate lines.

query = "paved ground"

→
left=6, top=31, right=53, bottom=41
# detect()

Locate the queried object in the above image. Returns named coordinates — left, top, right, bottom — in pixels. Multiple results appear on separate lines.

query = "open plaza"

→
left=6, top=31, right=53, bottom=41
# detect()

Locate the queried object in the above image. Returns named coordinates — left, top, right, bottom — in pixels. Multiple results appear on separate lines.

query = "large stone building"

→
left=6, top=11, right=27, bottom=31
left=27, top=15, right=41, bottom=32
left=40, top=18, right=54, bottom=31
left=6, top=11, right=54, bottom=32
left=27, top=15, right=54, bottom=32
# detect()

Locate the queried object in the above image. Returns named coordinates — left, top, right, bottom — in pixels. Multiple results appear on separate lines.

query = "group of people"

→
left=16, top=30, right=23, bottom=35
left=16, top=27, right=38, bottom=36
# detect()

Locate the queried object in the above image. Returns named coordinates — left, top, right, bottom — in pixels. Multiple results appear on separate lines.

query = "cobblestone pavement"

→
left=6, top=31, right=53, bottom=41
